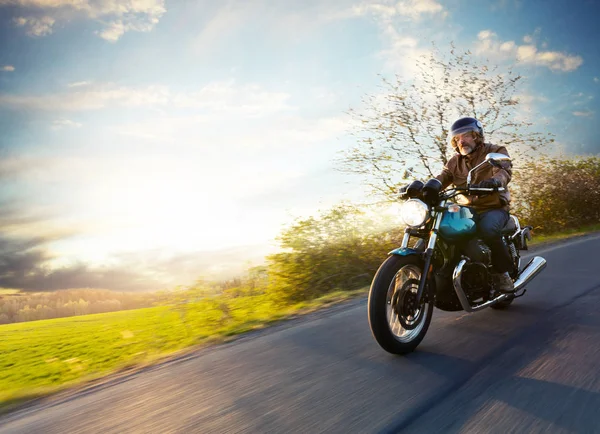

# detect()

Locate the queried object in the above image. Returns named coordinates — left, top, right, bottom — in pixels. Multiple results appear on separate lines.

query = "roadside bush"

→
left=512, top=156, right=600, bottom=232
left=265, top=203, right=404, bottom=303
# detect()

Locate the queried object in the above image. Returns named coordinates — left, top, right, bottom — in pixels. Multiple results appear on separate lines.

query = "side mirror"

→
left=485, top=153, right=511, bottom=163
left=485, top=152, right=511, bottom=169
left=467, top=153, right=512, bottom=185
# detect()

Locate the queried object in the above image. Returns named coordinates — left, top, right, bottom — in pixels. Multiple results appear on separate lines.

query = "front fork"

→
left=401, top=205, right=445, bottom=307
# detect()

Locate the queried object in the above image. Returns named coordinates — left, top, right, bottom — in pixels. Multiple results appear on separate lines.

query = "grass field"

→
left=529, top=223, right=600, bottom=246
left=0, top=288, right=366, bottom=410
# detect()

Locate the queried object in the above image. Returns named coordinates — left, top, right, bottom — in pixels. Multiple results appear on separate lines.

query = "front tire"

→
left=368, top=255, right=434, bottom=355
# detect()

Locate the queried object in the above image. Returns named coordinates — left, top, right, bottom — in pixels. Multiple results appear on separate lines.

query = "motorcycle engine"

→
left=464, top=239, right=492, bottom=266
left=461, top=239, right=493, bottom=300
left=460, top=262, right=490, bottom=300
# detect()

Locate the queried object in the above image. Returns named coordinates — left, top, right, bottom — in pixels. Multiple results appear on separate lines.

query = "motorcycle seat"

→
left=501, top=216, right=518, bottom=235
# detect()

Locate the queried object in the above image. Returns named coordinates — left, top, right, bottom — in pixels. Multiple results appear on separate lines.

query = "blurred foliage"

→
left=0, top=289, right=158, bottom=324
left=264, top=203, right=404, bottom=303
left=511, top=156, right=600, bottom=233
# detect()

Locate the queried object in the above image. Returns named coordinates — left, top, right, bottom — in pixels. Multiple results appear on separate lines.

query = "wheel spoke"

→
left=386, top=264, right=429, bottom=343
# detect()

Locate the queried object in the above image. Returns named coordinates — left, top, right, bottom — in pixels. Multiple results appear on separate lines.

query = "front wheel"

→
left=368, top=255, right=434, bottom=355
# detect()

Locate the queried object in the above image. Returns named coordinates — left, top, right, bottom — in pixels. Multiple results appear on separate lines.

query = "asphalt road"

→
left=2, top=233, right=600, bottom=433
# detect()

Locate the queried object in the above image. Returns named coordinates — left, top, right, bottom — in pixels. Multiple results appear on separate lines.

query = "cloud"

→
left=51, top=119, right=82, bottom=130
left=0, top=233, right=170, bottom=291
left=573, top=110, right=594, bottom=117
left=594, top=77, right=599, bottom=83
left=0, top=154, right=279, bottom=291
left=0, top=224, right=269, bottom=291
left=342, top=0, right=450, bottom=79
left=1, top=0, right=166, bottom=41
left=475, top=29, right=583, bottom=72
left=1, top=65, right=15, bottom=72
left=0, top=80, right=293, bottom=116
left=353, top=0, right=446, bottom=21
left=67, top=80, right=91, bottom=87
left=0, top=84, right=168, bottom=110
left=13, top=15, right=55, bottom=36
left=515, top=93, right=549, bottom=104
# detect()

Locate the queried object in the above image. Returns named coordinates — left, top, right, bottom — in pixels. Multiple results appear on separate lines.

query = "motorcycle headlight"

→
left=400, top=199, right=430, bottom=228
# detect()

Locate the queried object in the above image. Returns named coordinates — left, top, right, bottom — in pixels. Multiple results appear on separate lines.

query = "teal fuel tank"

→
left=439, top=205, right=478, bottom=241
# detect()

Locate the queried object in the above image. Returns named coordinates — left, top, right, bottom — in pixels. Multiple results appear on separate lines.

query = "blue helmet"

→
left=447, top=117, right=484, bottom=148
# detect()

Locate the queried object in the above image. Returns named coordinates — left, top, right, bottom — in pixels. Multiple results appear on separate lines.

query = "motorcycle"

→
left=367, top=153, right=547, bottom=354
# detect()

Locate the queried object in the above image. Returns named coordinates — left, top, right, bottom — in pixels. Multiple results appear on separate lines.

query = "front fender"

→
left=388, top=247, right=421, bottom=256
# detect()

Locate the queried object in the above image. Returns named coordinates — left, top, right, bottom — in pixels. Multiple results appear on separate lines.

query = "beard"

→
left=459, top=145, right=474, bottom=155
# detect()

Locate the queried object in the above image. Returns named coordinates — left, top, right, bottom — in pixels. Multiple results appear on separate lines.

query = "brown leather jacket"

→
left=435, top=142, right=512, bottom=212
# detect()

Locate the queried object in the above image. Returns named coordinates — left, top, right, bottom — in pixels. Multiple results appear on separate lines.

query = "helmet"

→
left=447, top=117, right=484, bottom=149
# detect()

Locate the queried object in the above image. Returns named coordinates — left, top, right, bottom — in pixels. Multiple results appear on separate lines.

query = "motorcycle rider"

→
left=434, top=117, right=515, bottom=292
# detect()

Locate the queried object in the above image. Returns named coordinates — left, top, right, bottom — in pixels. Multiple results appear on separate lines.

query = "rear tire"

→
left=368, top=255, right=434, bottom=355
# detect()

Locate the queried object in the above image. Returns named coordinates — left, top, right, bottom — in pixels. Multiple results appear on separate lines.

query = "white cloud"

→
left=2, top=0, right=166, bottom=41
left=13, top=15, right=55, bottom=36
left=594, top=77, right=599, bottom=83
left=573, top=110, right=594, bottom=117
left=0, top=80, right=293, bottom=117
left=343, top=0, right=450, bottom=79
left=67, top=80, right=91, bottom=87
left=477, top=30, right=496, bottom=40
left=117, top=112, right=349, bottom=153
left=514, top=93, right=549, bottom=105
left=0, top=83, right=170, bottom=110
left=170, top=81, right=292, bottom=116
left=511, top=91, right=549, bottom=119
left=51, top=119, right=82, bottom=130
left=96, top=20, right=126, bottom=42
left=475, top=29, right=583, bottom=72
left=1, top=65, right=15, bottom=72
left=353, top=0, right=446, bottom=21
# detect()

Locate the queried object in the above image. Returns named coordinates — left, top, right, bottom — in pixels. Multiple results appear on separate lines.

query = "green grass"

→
left=0, top=289, right=367, bottom=411
left=529, top=223, right=600, bottom=246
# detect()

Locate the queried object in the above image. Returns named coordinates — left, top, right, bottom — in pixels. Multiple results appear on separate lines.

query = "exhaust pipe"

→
left=453, top=260, right=510, bottom=312
left=452, top=256, right=547, bottom=313
left=514, top=256, right=547, bottom=292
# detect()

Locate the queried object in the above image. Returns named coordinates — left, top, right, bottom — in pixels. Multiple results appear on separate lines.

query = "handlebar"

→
left=441, top=186, right=505, bottom=200
left=399, top=186, right=505, bottom=201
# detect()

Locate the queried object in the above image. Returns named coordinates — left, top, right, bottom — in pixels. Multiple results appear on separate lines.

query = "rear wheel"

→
left=368, top=255, right=434, bottom=354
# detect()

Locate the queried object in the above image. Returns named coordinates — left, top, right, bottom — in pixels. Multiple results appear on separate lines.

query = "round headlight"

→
left=400, top=199, right=430, bottom=228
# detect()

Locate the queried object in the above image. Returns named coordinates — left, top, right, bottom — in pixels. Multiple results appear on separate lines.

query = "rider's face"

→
left=455, top=132, right=476, bottom=155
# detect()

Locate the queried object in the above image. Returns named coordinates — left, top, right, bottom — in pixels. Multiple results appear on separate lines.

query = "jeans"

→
left=478, top=209, right=514, bottom=273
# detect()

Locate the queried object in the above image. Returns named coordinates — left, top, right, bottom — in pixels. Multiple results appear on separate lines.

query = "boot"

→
left=493, top=271, right=515, bottom=293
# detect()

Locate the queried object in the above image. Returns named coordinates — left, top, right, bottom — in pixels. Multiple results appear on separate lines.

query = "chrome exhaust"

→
left=452, top=256, right=547, bottom=313
left=514, top=256, right=547, bottom=292
left=452, top=259, right=510, bottom=312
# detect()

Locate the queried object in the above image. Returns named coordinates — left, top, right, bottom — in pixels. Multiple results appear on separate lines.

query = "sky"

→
left=0, top=0, right=598, bottom=292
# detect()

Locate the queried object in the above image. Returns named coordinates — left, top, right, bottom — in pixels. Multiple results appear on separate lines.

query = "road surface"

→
left=2, top=233, right=600, bottom=433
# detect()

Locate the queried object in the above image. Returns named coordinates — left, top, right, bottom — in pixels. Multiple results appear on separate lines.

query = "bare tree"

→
left=339, top=43, right=553, bottom=200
